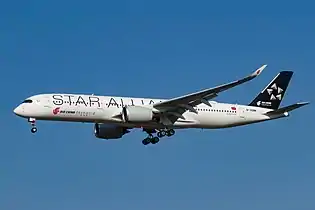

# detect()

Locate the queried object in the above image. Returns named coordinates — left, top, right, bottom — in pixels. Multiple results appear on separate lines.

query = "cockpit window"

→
left=22, top=99, right=33, bottom=103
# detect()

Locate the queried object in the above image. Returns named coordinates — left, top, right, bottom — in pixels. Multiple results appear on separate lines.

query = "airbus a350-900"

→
left=13, top=65, right=309, bottom=145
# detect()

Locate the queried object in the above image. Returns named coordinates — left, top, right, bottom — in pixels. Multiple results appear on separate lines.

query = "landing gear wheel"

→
left=166, top=129, right=175, bottom=136
left=28, top=118, right=37, bottom=134
left=31, top=127, right=37, bottom=133
left=142, top=138, right=150, bottom=145
left=157, top=130, right=166, bottom=138
left=150, top=137, right=160, bottom=144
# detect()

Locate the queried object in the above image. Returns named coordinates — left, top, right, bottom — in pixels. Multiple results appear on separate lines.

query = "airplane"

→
left=13, top=65, right=309, bottom=145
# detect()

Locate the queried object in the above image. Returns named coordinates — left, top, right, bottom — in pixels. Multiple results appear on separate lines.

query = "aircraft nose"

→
left=13, top=106, right=23, bottom=116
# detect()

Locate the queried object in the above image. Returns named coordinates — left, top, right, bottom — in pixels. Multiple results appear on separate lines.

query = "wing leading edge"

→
left=154, top=64, right=267, bottom=113
left=151, top=64, right=267, bottom=126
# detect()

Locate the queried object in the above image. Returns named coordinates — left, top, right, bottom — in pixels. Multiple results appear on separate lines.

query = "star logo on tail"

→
left=266, top=83, right=283, bottom=100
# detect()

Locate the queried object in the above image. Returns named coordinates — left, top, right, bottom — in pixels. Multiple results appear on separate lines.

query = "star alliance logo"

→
left=266, top=83, right=283, bottom=100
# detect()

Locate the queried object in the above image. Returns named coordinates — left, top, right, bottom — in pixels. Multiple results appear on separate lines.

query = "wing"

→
left=153, top=65, right=267, bottom=124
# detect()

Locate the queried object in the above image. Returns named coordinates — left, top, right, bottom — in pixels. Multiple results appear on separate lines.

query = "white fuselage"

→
left=14, top=93, right=286, bottom=129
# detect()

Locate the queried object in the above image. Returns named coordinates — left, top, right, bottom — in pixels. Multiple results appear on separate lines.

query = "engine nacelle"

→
left=94, top=123, right=129, bottom=139
left=122, top=106, right=154, bottom=122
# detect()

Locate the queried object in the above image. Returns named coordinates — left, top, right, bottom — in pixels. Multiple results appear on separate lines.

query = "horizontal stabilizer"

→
left=265, top=102, right=309, bottom=116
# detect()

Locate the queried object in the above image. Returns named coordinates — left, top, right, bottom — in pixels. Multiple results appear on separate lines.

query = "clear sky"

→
left=1, top=1, right=314, bottom=209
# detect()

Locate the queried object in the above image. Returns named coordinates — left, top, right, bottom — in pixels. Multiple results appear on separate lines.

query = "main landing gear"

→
left=142, top=134, right=159, bottom=145
left=142, top=129, right=175, bottom=145
left=28, top=118, right=37, bottom=133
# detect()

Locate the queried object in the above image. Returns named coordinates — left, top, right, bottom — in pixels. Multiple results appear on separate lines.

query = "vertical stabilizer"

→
left=249, top=71, right=293, bottom=109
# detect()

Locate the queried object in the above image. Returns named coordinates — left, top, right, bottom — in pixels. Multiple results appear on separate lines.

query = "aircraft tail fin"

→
left=265, top=102, right=309, bottom=116
left=249, top=71, right=293, bottom=110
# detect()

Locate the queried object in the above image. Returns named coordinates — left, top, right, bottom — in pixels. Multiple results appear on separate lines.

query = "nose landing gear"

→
left=31, top=127, right=37, bottom=133
left=28, top=118, right=37, bottom=133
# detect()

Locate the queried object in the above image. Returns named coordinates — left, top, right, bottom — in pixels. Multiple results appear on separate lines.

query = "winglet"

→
left=251, top=64, right=267, bottom=77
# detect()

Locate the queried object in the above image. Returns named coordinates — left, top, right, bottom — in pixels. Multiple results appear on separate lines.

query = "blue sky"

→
left=1, top=1, right=314, bottom=209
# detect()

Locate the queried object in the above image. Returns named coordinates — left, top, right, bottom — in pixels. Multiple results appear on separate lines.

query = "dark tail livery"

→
left=249, top=71, right=293, bottom=110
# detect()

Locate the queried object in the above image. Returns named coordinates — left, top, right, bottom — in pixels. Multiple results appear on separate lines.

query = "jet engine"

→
left=122, top=106, right=155, bottom=122
left=94, top=123, right=129, bottom=139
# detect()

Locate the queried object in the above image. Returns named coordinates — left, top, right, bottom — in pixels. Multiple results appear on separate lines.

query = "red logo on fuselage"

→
left=53, top=107, right=60, bottom=115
